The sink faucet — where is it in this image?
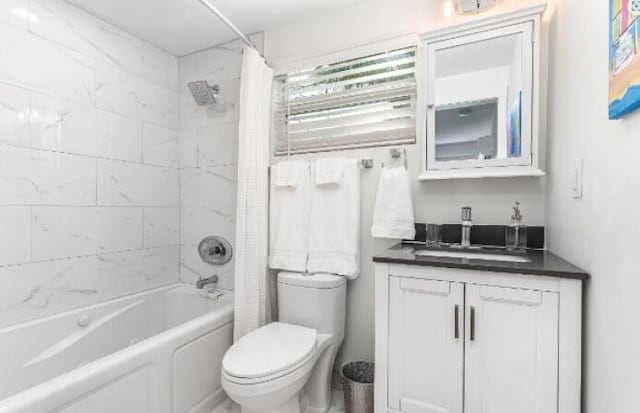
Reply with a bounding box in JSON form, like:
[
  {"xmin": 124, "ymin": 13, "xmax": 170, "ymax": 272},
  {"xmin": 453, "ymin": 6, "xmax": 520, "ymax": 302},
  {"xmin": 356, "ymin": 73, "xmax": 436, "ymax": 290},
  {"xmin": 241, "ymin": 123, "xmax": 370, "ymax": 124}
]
[
  {"xmin": 197, "ymin": 274, "xmax": 219, "ymax": 289},
  {"xmin": 461, "ymin": 207, "xmax": 473, "ymax": 248}
]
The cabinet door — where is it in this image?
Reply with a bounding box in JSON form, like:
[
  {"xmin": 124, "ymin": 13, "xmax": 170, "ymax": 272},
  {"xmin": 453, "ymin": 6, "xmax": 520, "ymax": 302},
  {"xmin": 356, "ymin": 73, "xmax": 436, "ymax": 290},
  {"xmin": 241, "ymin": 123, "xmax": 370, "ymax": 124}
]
[
  {"xmin": 388, "ymin": 276, "xmax": 464, "ymax": 413},
  {"xmin": 464, "ymin": 284, "xmax": 559, "ymax": 413},
  {"xmin": 424, "ymin": 22, "xmax": 535, "ymax": 173}
]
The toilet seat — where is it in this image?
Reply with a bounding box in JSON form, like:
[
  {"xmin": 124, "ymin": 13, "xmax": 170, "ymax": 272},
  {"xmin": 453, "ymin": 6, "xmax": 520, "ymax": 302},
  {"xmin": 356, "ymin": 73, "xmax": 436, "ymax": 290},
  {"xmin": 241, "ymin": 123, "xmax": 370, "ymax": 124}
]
[{"xmin": 222, "ymin": 322, "xmax": 317, "ymax": 384}]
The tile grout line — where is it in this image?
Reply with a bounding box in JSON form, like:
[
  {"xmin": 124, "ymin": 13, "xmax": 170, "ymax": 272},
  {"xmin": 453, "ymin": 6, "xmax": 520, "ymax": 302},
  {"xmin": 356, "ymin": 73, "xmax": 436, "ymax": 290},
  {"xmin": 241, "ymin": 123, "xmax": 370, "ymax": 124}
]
[{"xmin": 0, "ymin": 245, "xmax": 180, "ymax": 270}]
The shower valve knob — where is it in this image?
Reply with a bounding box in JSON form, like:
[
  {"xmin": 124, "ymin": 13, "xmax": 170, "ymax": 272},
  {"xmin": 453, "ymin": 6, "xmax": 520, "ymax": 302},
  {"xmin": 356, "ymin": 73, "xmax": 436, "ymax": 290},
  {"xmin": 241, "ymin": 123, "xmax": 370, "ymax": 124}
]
[{"xmin": 198, "ymin": 236, "xmax": 233, "ymax": 265}]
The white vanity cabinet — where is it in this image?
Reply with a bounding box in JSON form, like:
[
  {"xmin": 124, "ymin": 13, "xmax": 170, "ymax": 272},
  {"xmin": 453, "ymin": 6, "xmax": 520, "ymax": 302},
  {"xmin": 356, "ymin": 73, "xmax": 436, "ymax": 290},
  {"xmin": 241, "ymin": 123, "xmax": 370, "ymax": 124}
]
[
  {"xmin": 375, "ymin": 264, "xmax": 583, "ymax": 413},
  {"xmin": 387, "ymin": 277, "xmax": 464, "ymax": 413},
  {"xmin": 463, "ymin": 284, "xmax": 559, "ymax": 413}
]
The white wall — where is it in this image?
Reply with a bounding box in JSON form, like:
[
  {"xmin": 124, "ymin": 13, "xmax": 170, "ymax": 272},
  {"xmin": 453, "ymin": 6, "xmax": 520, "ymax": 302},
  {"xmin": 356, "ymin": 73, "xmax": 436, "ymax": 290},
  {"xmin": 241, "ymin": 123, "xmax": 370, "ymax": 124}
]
[
  {"xmin": 264, "ymin": 0, "xmax": 547, "ymax": 367},
  {"xmin": 545, "ymin": 0, "xmax": 640, "ymax": 411},
  {"xmin": 0, "ymin": 0, "xmax": 180, "ymax": 328}
]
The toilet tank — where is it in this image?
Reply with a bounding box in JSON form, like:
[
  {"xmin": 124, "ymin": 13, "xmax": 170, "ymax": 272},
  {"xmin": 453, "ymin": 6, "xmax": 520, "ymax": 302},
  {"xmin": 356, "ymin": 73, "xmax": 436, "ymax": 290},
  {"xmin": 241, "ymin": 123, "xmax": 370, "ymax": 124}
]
[{"xmin": 277, "ymin": 272, "xmax": 346, "ymax": 337}]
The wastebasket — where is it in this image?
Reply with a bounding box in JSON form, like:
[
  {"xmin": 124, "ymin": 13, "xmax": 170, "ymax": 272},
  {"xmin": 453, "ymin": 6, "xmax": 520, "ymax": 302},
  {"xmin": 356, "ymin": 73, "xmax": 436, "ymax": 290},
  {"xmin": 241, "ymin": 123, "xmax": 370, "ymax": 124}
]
[{"xmin": 342, "ymin": 361, "xmax": 374, "ymax": 413}]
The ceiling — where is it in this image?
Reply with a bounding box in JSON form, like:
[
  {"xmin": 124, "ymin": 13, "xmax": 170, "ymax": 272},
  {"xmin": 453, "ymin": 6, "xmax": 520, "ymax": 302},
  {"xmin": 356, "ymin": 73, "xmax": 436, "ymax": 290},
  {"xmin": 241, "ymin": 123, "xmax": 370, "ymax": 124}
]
[{"xmin": 65, "ymin": 0, "xmax": 359, "ymax": 56}]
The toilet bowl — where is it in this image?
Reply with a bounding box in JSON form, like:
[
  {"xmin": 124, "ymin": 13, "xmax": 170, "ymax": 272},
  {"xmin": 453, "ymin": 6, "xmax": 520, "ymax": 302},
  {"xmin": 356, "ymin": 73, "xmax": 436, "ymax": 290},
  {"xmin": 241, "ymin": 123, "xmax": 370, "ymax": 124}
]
[{"xmin": 221, "ymin": 272, "xmax": 347, "ymax": 413}]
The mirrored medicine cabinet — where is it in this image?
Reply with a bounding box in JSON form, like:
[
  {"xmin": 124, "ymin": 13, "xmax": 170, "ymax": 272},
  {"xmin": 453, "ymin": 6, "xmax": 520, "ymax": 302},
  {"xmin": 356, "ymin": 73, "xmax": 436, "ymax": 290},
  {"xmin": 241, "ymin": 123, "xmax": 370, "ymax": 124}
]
[{"xmin": 418, "ymin": 5, "xmax": 547, "ymax": 180}]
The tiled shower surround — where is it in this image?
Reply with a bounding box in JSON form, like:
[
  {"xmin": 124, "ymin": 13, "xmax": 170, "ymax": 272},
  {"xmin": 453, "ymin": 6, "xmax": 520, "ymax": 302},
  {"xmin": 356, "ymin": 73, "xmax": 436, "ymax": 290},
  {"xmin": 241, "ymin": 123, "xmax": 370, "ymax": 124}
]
[
  {"xmin": 0, "ymin": 0, "xmax": 245, "ymax": 328},
  {"xmin": 178, "ymin": 35, "xmax": 262, "ymax": 291}
]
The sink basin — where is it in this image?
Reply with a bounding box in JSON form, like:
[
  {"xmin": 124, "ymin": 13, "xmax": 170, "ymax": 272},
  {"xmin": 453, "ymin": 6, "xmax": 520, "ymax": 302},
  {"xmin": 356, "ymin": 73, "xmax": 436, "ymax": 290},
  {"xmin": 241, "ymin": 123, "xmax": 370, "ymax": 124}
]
[{"xmin": 413, "ymin": 249, "xmax": 531, "ymax": 263}]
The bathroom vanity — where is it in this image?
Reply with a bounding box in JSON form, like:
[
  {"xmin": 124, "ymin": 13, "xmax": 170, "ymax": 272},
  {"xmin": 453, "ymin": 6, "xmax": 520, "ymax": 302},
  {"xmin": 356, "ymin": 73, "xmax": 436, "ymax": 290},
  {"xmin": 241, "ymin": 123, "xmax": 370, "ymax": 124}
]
[{"xmin": 373, "ymin": 245, "xmax": 588, "ymax": 413}]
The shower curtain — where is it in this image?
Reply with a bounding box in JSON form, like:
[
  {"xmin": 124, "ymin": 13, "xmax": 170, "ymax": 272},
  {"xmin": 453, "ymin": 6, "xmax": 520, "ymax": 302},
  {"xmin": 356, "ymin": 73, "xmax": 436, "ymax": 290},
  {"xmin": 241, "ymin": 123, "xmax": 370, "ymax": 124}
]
[{"xmin": 233, "ymin": 47, "xmax": 273, "ymax": 342}]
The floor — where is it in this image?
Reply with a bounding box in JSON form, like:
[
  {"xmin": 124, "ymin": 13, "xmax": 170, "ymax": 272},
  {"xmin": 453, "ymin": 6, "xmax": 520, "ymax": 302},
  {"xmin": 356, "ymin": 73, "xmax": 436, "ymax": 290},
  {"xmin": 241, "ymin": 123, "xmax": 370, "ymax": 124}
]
[{"xmin": 211, "ymin": 390, "xmax": 346, "ymax": 413}]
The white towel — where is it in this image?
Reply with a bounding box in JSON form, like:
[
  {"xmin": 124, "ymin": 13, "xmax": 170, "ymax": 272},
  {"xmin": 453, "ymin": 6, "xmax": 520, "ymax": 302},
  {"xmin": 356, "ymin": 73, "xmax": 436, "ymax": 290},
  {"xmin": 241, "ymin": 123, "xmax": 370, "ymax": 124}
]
[
  {"xmin": 268, "ymin": 161, "xmax": 310, "ymax": 272},
  {"xmin": 371, "ymin": 166, "xmax": 416, "ymax": 239},
  {"xmin": 314, "ymin": 158, "xmax": 344, "ymax": 185},
  {"xmin": 307, "ymin": 159, "xmax": 360, "ymax": 279},
  {"xmin": 275, "ymin": 160, "xmax": 304, "ymax": 187}
]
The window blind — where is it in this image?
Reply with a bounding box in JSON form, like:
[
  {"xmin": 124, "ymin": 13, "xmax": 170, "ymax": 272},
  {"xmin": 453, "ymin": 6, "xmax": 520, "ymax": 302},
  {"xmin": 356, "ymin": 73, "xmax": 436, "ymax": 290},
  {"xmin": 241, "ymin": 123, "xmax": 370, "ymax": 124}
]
[{"xmin": 273, "ymin": 46, "xmax": 418, "ymax": 155}]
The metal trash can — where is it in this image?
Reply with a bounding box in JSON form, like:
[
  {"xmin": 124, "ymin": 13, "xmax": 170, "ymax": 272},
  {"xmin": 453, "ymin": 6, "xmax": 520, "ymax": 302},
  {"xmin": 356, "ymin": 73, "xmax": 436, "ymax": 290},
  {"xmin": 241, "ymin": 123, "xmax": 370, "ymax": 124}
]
[{"xmin": 342, "ymin": 361, "xmax": 374, "ymax": 413}]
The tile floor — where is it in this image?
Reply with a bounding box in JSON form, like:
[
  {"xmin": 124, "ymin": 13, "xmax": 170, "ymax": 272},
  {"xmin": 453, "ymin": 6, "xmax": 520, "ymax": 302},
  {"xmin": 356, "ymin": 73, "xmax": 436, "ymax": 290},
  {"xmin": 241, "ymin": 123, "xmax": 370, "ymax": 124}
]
[{"xmin": 211, "ymin": 390, "xmax": 345, "ymax": 413}]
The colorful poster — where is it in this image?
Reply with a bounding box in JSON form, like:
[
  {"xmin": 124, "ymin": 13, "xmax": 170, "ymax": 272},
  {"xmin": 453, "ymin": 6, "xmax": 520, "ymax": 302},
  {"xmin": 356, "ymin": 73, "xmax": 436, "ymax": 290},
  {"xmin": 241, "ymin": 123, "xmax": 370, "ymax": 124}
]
[{"xmin": 609, "ymin": 0, "xmax": 640, "ymax": 119}]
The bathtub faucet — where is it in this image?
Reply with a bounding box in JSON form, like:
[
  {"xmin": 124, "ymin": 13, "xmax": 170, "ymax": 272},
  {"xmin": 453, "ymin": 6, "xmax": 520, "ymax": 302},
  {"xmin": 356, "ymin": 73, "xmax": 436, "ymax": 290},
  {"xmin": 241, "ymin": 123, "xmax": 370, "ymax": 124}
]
[{"xmin": 197, "ymin": 274, "xmax": 219, "ymax": 289}]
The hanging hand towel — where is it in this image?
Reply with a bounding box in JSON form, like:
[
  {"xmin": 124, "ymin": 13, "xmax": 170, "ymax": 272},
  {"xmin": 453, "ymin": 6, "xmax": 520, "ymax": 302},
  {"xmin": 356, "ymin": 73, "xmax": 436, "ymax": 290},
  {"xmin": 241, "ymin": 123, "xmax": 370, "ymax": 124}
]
[
  {"xmin": 307, "ymin": 158, "xmax": 360, "ymax": 279},
  {"xmin": 314, "ymin": 158, "xmax": 345, "ymax": 186},
  {"xmin": 275, "ymin": 160, "xmax": 303, "ymax": 187},
  {"xmin": 371, "ymin": 166, "xmax": 416, "ymax": 239},
  {"xmin": 268, "ymin": 160, "xmax": 310, "ymax": 272}
]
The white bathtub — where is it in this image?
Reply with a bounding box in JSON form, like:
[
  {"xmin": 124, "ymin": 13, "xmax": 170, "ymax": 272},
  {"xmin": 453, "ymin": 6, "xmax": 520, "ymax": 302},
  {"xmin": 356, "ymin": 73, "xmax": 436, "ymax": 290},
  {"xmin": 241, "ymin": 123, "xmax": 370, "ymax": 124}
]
[{"xmin": 0, "ymin": 283, "xmax": 234, "ymax": 413}]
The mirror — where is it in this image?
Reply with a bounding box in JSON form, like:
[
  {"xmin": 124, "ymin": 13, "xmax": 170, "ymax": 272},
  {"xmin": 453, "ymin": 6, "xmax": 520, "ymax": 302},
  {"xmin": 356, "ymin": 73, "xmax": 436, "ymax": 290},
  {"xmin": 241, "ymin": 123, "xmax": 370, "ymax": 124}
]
[
  {"xmin": 432, "ymin": 32, "xmax": 525, "ymax": 164},
  {"xmin": 420, "ymin": 5, "xmax": 545, "ymax": 179}
]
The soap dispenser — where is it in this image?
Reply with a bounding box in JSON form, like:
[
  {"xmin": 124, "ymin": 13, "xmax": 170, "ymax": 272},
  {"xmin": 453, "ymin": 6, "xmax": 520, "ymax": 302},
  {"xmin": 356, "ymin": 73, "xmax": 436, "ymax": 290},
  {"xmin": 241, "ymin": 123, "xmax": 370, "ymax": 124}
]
[{"xmin": 506, "ymin": 202, "xmax": 527, "ymax": 251}]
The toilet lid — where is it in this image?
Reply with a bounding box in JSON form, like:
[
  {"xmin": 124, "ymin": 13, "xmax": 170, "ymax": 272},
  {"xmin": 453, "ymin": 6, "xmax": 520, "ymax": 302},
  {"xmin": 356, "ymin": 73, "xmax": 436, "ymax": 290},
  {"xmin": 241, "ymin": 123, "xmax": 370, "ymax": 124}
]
[{"xmin": 223, "ymin": 322, "xmax": 317, "ymax": 379}]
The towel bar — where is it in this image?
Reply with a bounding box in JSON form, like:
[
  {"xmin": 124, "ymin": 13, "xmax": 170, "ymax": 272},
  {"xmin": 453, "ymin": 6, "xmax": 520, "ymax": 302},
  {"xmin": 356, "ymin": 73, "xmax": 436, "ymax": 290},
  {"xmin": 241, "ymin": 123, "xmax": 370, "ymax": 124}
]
[
  {"xmin": 383, "ymin": 148, "xmax": 408, "ymax": 170},
  {"xmin": 360, "ymin": 159, "xmax": 374, "ymax": 169}
]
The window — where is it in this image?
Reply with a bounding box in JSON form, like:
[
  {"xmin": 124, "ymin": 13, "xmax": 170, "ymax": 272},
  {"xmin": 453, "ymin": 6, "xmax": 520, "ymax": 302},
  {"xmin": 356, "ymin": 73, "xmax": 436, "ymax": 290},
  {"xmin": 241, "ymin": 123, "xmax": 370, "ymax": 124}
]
[{"xmin": 273, "ymin": 46, "xmax": 418, "ymax": 155}]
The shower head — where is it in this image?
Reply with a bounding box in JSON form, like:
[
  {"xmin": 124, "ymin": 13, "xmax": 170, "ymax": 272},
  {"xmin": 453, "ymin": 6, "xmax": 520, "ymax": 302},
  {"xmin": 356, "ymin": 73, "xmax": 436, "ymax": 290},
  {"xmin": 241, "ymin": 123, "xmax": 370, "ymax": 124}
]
[{"xmin": 188, "ymin": 81, "xmax": 220, "ymax": 106}]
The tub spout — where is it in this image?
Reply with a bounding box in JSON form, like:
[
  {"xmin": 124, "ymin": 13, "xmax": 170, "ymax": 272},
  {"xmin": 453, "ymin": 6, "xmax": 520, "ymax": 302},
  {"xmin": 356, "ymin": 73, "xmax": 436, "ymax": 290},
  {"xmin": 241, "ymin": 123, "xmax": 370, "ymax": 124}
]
[{"xmin": 196, "ymin": 275, "xmax": 219, "ymax": 289}]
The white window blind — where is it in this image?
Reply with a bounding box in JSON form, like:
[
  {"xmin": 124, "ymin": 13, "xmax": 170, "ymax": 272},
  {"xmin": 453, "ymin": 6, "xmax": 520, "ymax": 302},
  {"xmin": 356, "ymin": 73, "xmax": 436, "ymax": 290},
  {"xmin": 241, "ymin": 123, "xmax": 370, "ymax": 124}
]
[{"xmin": 273, "ymin": 46, "xmax": 418, "ymax": 155}]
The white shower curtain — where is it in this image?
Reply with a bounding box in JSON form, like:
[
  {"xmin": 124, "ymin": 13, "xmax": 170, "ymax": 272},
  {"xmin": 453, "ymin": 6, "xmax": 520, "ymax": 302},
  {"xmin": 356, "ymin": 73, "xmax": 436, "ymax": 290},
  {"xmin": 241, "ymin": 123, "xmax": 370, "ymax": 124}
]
[{"xmin": 233, "ymin": 47, "xmax": 273, "ymax": 342}]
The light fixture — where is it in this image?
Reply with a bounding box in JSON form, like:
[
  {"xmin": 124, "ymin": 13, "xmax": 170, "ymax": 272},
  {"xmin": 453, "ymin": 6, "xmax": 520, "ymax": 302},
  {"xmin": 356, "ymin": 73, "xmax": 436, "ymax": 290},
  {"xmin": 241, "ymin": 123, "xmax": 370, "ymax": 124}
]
[
  {"xmin": 456, "ymin": 0, "xmax": 497, "ymax": 14},
  {"xmin": 443, "ymin": 0, "xmax": 455, "ymax": 21}
]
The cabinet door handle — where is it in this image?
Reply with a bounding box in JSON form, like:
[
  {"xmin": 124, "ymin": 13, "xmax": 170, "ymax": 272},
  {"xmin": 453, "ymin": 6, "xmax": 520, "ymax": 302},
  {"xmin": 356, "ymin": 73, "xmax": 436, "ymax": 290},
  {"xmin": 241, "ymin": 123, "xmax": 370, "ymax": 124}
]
[
  {"xmin": 470, "ymin": 306, "xmax": 476, "ymax": 341},
  {"xmin": 454, "ymin": 305, "xmax": 460, "ymax": 339}
]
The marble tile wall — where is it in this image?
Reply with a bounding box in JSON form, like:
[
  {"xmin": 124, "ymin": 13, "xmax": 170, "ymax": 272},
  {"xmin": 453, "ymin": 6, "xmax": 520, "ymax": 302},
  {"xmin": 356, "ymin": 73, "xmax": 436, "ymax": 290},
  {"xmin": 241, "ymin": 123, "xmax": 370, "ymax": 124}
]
[
  {"xmin": 177, "ymin": 35, "xmax": 262, "ymax": 290},
  {"xmin": 0, "ymin": 0, "xmax": 180, "ymax": 328}
]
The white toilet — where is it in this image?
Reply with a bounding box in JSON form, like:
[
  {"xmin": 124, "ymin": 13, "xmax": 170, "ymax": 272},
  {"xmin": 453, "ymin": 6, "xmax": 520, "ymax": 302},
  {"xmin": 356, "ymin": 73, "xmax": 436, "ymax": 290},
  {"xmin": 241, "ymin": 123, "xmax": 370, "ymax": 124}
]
[{"xmin": 221, "ymin": 272, "xmax": 346, "ymax": 413}]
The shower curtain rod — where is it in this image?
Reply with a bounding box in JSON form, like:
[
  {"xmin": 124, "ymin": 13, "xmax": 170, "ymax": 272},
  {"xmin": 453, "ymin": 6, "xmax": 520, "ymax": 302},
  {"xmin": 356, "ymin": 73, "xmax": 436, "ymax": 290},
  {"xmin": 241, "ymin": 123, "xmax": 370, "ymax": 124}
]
[{"xmin": 196, "ymin": 0, "xmax": 267, "ymax": 61}]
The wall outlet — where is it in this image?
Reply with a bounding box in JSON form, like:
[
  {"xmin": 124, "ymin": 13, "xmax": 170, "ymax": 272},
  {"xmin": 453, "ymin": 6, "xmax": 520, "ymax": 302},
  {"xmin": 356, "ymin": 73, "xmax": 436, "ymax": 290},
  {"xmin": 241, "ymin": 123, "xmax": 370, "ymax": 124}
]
[{"xmin": 571, "ymin": 159, "xmax": 583, "ymax": 199}]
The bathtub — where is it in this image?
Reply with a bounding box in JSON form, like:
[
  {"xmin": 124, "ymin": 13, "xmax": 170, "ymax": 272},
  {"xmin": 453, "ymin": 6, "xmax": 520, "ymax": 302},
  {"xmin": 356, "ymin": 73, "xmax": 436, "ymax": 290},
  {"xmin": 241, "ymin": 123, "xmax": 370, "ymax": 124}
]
[{"xmin": 0, "ymin": 284, "xmax": 234, "ymax": 413}]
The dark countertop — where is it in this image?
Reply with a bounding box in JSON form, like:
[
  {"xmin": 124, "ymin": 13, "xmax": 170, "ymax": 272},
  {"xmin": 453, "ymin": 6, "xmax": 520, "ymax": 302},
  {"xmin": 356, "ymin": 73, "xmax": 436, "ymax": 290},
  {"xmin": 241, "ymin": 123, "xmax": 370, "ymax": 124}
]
[{"xmin": 373, "ymin": 244, "xmax": 589, "ymax": 281}]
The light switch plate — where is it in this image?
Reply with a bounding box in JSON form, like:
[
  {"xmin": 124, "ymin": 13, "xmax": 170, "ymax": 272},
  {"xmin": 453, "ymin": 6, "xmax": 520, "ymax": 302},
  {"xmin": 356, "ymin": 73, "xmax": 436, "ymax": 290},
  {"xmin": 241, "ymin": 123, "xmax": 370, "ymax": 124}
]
[{"xmin": 571, "ymin": 159, "xmax": 583, "ymax": 199}]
